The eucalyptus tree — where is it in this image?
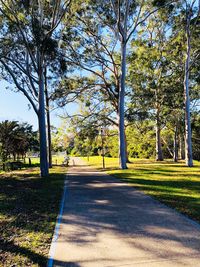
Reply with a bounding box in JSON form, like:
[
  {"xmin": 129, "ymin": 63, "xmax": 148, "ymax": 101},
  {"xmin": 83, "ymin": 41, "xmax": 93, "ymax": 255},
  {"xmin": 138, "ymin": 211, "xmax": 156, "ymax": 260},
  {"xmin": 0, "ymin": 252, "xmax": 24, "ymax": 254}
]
[
  {"xmin": 0, "ymin": 0, "xmax": 72, "ymax": 176},
  {"xmin": 191, "ymin": 112, "xmax": 200, "ymax": 160},
  {"xmin": 107, "ymin": 0, "xmax": 175, "ymax": 167},
  {"xmin": 182, "ymin": 0, "xmax": 200, "ymax": 166},
  {"xmin": 127, "ymin": 10, "xmax": 183, "ymax": 161},
  {"xmin": 166, "ymin": 0, "xmax": 200, "ymax": 166},
  {"xmin": 59, "ymin": 0, "xmax": 170, "ymax": 168}
]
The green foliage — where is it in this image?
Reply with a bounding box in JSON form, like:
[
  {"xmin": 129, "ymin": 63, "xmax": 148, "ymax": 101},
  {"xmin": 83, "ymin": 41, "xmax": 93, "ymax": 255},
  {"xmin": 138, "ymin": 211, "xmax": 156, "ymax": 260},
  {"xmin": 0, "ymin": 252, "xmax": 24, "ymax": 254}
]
[
  {"xmin": 0, "ymin": 0, "xmax": 199, "ymax": 167},
  {"xmin": 192, "ymin": 113, "xmax": 200, "ymax": 161},
  {"xmin": 106, "ymin": 131, "xmax": 119, "ymax": 157},
  {"xmin": 0, "ymin": 120, "xmax": 39, "ymax": 162},
  {"xmin": 126, "ymin": 122, "xmax": 156, "ymax": 159},
  {"xmin": 51, "ymin": 124, "xmax": 73, "ymax": 153}
]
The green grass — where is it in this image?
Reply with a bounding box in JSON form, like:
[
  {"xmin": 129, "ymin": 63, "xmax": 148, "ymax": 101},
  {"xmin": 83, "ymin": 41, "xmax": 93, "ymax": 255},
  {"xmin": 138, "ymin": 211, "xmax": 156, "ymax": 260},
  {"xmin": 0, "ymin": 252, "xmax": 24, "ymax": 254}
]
[
  {"xmin": 0, "ymin": 166, "xmax": 67, "ymax": 267},
  {"xmin": 82, "ymin": 156, "xmax": 120, "ymax": 169},
  {"xmin": 0, "ymin": 155, "xmax": 66, "ymax": 173},
  {"xmin": 24, "ymin": 155, "xmax": 65, "ymax": 166},
  {"xmin": 82, "ymin": 156, "xmax": 200, "ymax": 224}
]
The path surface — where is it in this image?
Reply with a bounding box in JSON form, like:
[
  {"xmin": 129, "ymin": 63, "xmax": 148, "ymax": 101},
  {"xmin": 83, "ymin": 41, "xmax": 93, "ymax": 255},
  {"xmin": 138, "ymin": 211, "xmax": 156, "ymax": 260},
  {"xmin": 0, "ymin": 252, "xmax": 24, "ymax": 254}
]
[{"xmin": 49, "ymin": 158, "xmax": 200, "ymax": 267}]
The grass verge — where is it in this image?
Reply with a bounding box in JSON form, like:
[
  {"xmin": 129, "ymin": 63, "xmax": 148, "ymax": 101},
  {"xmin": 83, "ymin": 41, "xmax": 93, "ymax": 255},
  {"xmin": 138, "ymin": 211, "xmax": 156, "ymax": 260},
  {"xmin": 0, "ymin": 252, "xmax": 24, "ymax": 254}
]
[
  {"xmin": 0, "ymin": 166, "xmax": 66, "ymax": 267},
  {"xmin": 82, "ymin": 156, "xmax": 200, "ymax": 224},
  {"xmin": 24, "ymin": 155, "xmax": 65, "ymax": 166}
]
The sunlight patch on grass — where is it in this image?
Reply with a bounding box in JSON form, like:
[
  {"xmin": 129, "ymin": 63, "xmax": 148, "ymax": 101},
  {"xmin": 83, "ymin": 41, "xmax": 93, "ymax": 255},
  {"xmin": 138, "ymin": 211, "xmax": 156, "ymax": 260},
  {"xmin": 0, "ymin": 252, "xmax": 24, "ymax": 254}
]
[{"xmin": 82, "ymin": 156, "xmax": 200, "ymax": 224}]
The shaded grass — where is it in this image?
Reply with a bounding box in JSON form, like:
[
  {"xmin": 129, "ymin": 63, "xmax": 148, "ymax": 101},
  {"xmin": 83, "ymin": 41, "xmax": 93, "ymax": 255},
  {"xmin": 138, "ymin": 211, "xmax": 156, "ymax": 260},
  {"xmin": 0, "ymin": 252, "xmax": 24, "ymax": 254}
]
[
  {"xmin": 82, "ymin": 156, "xmax": 200, "ymax": 224},
  {"xmin": 0, "ymin": 155, "xmax": 66, "ymax": 174},
  {"xmin": 0, "ymin": 166, "xmax": 66, "ymax": 267}
]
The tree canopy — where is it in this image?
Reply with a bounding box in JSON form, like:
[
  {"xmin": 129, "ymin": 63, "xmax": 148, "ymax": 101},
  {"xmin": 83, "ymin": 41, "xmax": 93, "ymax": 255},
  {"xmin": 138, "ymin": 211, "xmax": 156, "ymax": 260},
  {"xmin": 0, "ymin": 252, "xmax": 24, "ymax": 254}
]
[{"xmin": 0, "ymin": 0, "xmax": 199, "ymax": 172}]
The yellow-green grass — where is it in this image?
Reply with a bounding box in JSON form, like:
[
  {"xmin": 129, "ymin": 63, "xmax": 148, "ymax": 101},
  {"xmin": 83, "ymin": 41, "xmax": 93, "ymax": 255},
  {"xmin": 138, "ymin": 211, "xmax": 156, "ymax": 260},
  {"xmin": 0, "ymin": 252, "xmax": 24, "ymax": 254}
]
[
  {"xmin": 81, "ymin": 156, "xmax": 120, "ymax": 169},
  {"xmin": 0, "ymin": 166, "xmax": 67, "ymax": 266},
  {"xmin": 24, "ymin": 155, "xmax": 65, "ymax": 166},
  {"xmin": 82, "ymin": 156, "xmax": 200, "ymax": 224}
]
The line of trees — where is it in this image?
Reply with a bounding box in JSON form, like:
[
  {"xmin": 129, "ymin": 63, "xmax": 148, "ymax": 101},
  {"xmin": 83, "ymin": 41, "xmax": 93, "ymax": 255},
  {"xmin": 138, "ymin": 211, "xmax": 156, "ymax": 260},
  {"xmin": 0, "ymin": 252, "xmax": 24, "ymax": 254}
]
[
  {"xmin": 0, "ymin": 120, "xmax": 39, "ymax": 162},
  {"xmin": 0, "ymin": 0, "xmax": 199, "ymax": 176},
  {"xmin": 54, "ymin": 0, "xmax": 200, "ymax": 166}
]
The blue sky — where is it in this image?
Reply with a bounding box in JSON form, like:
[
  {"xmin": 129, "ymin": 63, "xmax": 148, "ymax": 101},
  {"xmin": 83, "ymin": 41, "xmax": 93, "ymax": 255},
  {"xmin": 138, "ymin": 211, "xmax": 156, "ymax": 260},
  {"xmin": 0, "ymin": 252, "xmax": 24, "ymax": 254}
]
[
  {"xmin": 0, "ymin": 85, "xmax": 37, "ymax": 129},
  {"xmin": 0, "ymin": 81, "xmax": 74, "ymax": 130}
]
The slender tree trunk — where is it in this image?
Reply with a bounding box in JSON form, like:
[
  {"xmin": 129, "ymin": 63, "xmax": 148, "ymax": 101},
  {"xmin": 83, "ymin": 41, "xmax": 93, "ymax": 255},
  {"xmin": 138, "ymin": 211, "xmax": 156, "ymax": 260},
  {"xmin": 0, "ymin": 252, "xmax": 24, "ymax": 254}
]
[
  {"xmin": 162, "ymin": 137, "xmax": 173, "ymax": 157},
  {"xmin": 46, "ymin": 99, "xmax": 52, "ymax": 168},
  {"xmin": 184, "ymin": 12, "xmax": 193, "ymax": 167},
  {"xmin": 156, "ymin": 109, "xmax": 163, "ymax": 161},
  {"xmin": 173, "ymin": 125, "xmax": 178, "ymax": 162},
  {"xmin": 44, "ymin": 68, "xmax": 52, "ymax": 168},
  {"xmin": 101, "ymin": 128, "xmax": 105, "ymax": 169},
  {"xmin": 179, "ymin": 134, "xmax": 185, "ymax": 160},
  {"xmin": 38, "ymin": 63, "xmax": 49, "ymax": 177},
  {"xmin": 118, "ymin": 41, "xmax": 127, "ymax": 169},
  {"xmin": 124, "ymin": 129, "xmax": 130, "ymax": 163}
]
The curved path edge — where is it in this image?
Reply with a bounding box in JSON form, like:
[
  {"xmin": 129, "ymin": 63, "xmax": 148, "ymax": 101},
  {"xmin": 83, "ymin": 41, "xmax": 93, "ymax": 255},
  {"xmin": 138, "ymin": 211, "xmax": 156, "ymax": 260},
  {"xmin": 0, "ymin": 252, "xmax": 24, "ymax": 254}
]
[{"xmin": 47, "ymin": 157, "xmax": 200, "ymax": 267}]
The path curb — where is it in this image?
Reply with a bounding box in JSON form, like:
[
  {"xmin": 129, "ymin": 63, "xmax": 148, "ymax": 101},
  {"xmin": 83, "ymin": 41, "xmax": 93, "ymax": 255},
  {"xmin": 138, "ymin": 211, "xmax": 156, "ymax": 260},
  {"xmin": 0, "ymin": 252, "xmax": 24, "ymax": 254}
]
[{"xmin": 47, "ymin": 174, "xmax": 68, "ymax": 267}]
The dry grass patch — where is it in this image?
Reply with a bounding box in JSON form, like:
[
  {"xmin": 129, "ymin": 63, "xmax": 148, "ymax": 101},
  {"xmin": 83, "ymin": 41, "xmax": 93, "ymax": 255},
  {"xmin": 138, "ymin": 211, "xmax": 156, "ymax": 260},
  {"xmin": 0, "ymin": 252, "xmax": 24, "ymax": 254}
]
[{"xmin": 0, "ymin": 166, "xmax": 66, "ymax": 267}]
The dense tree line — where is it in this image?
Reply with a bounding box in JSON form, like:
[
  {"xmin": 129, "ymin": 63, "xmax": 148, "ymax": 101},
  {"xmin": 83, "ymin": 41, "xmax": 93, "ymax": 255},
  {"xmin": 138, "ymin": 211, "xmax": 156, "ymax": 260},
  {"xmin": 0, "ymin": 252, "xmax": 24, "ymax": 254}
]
[
  {"xmin": 53, "ymin": 111, "xmax": 200, "ymax": 162},
  {"xmin": 54, "ymin": 0, "xmax": 199, "ymax": 164},
  {"xmin": 0, "ymin": 0, "xmax": 199, "ymax": 176},
  {"xmin": 0, "ymin": 120, "xmax": 39, "ymax": 162}
]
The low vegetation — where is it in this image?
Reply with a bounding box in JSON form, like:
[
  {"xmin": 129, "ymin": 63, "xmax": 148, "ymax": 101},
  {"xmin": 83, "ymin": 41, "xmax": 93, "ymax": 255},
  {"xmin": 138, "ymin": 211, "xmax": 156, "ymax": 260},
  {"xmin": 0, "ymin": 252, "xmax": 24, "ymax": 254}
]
[
  {"xmin": 82, "ymin": 156, "xmax": 200, "ymax": 224},
  {"xmin": 0, "ymin": 166, "xmax": 66, "ymax": 267}
]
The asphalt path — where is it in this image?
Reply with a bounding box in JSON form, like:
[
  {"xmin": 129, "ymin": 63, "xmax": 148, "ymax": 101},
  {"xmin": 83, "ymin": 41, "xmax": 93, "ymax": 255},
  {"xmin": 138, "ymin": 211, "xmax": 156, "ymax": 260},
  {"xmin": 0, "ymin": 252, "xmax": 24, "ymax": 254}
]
[{"xmin": 48, "ymin": 157, "xmax": 200, "ymax": 267}]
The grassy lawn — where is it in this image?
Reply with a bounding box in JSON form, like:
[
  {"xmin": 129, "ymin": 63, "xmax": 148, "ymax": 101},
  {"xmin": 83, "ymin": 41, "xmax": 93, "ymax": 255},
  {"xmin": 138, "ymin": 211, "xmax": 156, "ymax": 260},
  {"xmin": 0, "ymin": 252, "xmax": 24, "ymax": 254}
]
[
  {"xmin": 82, "ymin": 156, "xmax": 120, "ymax": 169},
  {"xmin": 0, "ymin": 155, "xmax": 65, "ymax": 174},
  {"xmin": 82, "ymin": 156, "xmax": 200, "ymax": 224},
  {"xmin": 0, "ymin": 166, "xmax": 66, "ymax": 267},
  {"xmin": 24, "ymin": 155, "xmax": 65, "ymax": 166}
]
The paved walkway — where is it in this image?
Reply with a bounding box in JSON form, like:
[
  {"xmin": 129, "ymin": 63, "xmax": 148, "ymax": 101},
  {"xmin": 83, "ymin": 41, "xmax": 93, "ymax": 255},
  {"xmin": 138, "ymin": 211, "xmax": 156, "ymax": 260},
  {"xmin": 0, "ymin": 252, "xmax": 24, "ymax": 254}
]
[{"xmin": 48, "ymin": 158, "xmax": 200, "ymax": 267}]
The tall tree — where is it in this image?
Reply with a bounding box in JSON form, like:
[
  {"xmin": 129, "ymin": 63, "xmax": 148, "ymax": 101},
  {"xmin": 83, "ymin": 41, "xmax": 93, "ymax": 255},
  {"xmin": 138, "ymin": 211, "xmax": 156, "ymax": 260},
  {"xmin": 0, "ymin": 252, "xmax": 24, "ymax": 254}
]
[
  {"xmin": 57, "ymin": 0, "xmax": 170, "ymax": 168},
  {"xmin": 108, "ymin": 0, "xmax": 173, "ymax": 167},
  {"xmin": 0, "ymin": 120, "xmax": 38, "ymax": 162},
  {"xmin": 0, "ymin": 0, "xmax": 72, "ymax": 176},
  {"xmin": 127, "ymin": 10, "xmax": 182, "ymax": 161},
  {"xmin": 183, "ymin": 0, "xmax": 200, "ymax": 166}
]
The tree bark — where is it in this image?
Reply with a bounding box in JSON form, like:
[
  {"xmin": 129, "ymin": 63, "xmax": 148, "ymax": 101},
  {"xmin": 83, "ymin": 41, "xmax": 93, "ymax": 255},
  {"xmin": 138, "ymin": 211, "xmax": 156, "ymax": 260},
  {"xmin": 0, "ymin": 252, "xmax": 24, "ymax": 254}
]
[
  {"xmin": 38, "ymin": 63, "xmax": 49, "ymax": 177},
  {"xmin": 184, "ymin": 10, "xmax": 193, "ymax": 167},
  {"xmin": 173, "ymin": 125, "xmax": 178, "ymax": 162},
  {"xmin": 155, "ymin": 109, "xmax": 163, "ymax": 161},
  {"xmin": 124, "ymin": 129, "xmax": 130, "ymax": 163},
  {"xmin": 44, "ymin": 69, "xmax": 52, "ymax": 168},
  {"xmin": 179, "ymin": 134, "xmax": 185, "ymax": 160},
  {"xmin": 118, "ymin": 41, "xmax": 127, "ymax": 169}
]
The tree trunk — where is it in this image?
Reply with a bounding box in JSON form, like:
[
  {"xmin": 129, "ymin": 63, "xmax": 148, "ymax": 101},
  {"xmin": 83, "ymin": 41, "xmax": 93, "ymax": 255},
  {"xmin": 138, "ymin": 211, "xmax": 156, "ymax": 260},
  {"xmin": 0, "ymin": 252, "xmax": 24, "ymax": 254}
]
[
  {"xmin": 179, "ymin": 134, "xmax": 185, "ymax": 160},
  {"xmin": 184, "ymin": 12, "xmax": 193, "ymax": 167},
  {"xmin": 173, "ymin": 125, "xmax": 178, "ymax": 162},
  {"xmin": 38, "ymin": 64, "xmax": 49, "ymax": 177},
  {"xmin": 155, "ymin": 109, "xmax": 163, "ymax": 161},
  {"xmin": 124, "ymin": 129, "xmax": 130, "ymax": 163},
  {"xmin": 46, "ymin": 101, "xmax": 52, "ymax": 168},
  {"xmin": 118, "ymin": 41, "xmax": 127, "ymax": 169},
  {"xmin": 44, "ymin": 68, "xmax": 52, "ymax": 168}
]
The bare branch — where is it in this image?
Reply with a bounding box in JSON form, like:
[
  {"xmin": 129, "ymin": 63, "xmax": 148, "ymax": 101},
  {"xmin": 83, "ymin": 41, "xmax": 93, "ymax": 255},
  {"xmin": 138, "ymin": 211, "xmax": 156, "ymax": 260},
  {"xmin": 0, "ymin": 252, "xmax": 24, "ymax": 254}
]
[{"xmin": 0, "ymin": 59, "xmax": 39, "ymax": 115}]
